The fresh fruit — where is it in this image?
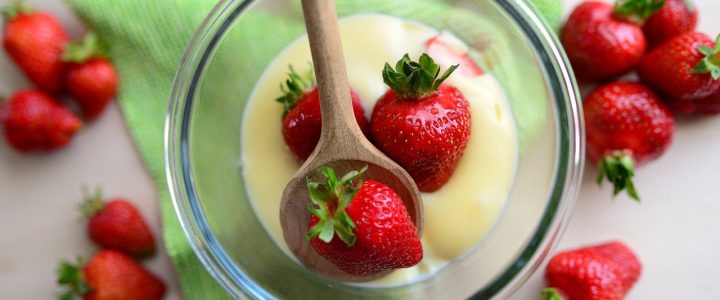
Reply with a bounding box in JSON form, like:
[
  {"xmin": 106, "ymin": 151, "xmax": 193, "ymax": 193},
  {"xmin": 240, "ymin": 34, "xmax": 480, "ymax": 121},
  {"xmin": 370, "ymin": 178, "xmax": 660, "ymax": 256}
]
[
  {"xmin": 670, "ymin": 91, "xmax": 720, "ymax": 115},
  {"xmin": 306, "ymin": 166, "xmax": 422, "ymax": 276},
  {"xmin": 370, "ymin": 53, "xmax": 470, "ymax": 192},
  {"xmin": 643, "ymin": 0, "xmax": 698, "ymax": 48},
  {"xmin": 58, "ymin": 250, "xmax": 166, "ymax": 300},
  {"xmin": 560, "ymin": 0, "xmax": 660, "ymax": 82},
  {"xmin": 278, "ymin": 66, "xmax": 369, "ymax": 160},
  {"xmin": 0, "ymin": 89, "xmax": 82, "ymax": 152},
  {"xmin": 81, "ymin": 190, "xmax": 156, "ymax": 257},
  {"xmin": 62, "ymin": 33, "xmax": 119, "ymax": 120},
  {"xmin": 639, "ymin": 32, "xmax": 720, "ymax": 114},
  {"xmin": 584, "ymin": 82, "xmax": 674, "ymax": 201},
  {"xmin": 424, "ymin": 33, "xmax": 483, "ymax": 77},
  {"xmin": 2, "ymin": 2, "xmax": 68, "ymax": 94},
  {"xmin": 543, "ymin": 241, "xmax": 642, "ymax": 300}
]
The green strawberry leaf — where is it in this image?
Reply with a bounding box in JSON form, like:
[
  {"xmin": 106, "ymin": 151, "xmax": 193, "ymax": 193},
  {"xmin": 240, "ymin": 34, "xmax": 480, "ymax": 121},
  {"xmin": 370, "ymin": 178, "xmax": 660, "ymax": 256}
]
[
  {"xmin": 614, "ymin": 0, "xmax": 665, "ymax": 23},
  {"xmin": 1, "ymin": 1, "xmax": 34, "ymax": 20},
  {"xmin": 57, "ymin": 257, "xmax": 90, "ymax": 300},
  {"xmin": 541, "ymin": 288, "xmax": 565, "ymax": 300},
  {"xmin": 596, "ymin": 151, "xmax": 640, "ymax": 202},
  {"xmin": 693, "ymin": 37, "xmax": 720, "ymax": 80},
  {"xmin": 62, "ymin": 32, "xmax": 108, "ymax": 63},
  {"xmin": 275, "ymin": 65, "xmax": 315, "ymax": 117},
  {"xmin": 383, "ymin": 53, "xmax": 458, "ymax": 98},
  {"xmin": 304, "ymin": 166, "xmax": 367, "ymax": 246}
]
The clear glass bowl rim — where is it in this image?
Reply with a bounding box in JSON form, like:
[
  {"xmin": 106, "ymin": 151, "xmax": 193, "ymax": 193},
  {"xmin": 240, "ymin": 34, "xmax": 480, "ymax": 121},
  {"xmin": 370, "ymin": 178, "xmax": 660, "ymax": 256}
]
[{"xmin": 165, "ymin": 0, "xmax": 585, "ymax": 298}]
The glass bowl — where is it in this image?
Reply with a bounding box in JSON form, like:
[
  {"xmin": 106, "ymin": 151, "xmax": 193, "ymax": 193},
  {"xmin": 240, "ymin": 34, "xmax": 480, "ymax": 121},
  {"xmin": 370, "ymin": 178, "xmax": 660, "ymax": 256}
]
[{"xmin": 165, "ymin": 0, "xmax": 584, "ymax": 298}]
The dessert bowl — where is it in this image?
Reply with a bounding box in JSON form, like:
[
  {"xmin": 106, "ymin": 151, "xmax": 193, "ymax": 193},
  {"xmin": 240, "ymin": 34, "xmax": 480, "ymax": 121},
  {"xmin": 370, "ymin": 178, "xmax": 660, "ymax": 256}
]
[{"xmin": 166, "ymin": 0, "xmax": 584, "ymax": 298}]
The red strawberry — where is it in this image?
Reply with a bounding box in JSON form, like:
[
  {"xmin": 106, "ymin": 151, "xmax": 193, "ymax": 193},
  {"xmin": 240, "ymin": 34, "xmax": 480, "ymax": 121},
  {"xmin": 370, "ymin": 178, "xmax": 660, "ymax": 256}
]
[
  {"xmin": 0, "ymin": 89, "xmax": 82, "ymax": 152},
  {"xmin": 370, "ymin": 53, "xmax": 471, "ymax": 192},
  {"xmin": 424, "ymin": 33, "xmax": 483, "ymax": 77},
  {"xmin": 278, "ymin": 66, "xmax": 368, "ymax": 160},
  {"xmin": 639, "ymin": 32, "xmax": 720, "ymax": 114},
  {"xmin": 82, "ymin": 190, "xmax": 156, "ymax": 257},
  {"xmin": 561, "ymin": 0, "xmax": 661, "ymax": 82},
  {"xmin": 643, "ymin": 0, "xmax": 698, "ymax": 48},
  {"xmin": 670, "ymin": 91, "xmax": 720, "ymax": 115},
  {"xmin": 2, "ymin": 2, "xmax": 68, "ymax": 94},
  {"xmin": 58, "ymin": 250, "xmax": 166, "ymax": 300},
  {"xmin": 306, "ymin": 166, "xmax": 422, "ymax": 276},
  {"xmin": 584, "ymin": 82, "xmax": 674, "ymax": 201},
  {"xmin": 543, "ymin": 241, "xmax": 642, "ymax": 300},
  {"xmin": 62, "ymin": 33, "xmax": 119, "ymax": 120}
]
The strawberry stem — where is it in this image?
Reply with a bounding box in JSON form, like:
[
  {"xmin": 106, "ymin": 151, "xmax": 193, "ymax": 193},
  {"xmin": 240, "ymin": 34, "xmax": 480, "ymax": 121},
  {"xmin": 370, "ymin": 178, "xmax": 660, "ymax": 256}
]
[
  {"xmin": 57, "ymin": 257, "xmax": 90, "ymax": 300},
  {"xmin": 1, "ymin": 1, "xmax": 33, "ymax": 20},
  {"xmin": 276, "ymin": 64, "xmax": 315, "ymax": 118},
  {"xmin": 79, "ymin": 187, "xmax": 105, "ymax": 219},
  {"xmin": 61, "ymin": 32, "xmax": 108, "ymax": 63},
  {"xmin": 597, "ymin": 151, "xmax": 640, "ymax": 201},
  {"xmin": 613, "ymin": 0, "xmax": 665, "ymax": 23},
  {"xmin": 383, "ymin": 53, "xmax": 458, "ymax": 99},
  {"xmin": 540, "ymin": 288, "xmax": 565, "ymax": 300},
  {"xmin": 305, "ymin": 165, "xmax": 367, "ymax": 246},
  {"xmin": 693, "ymin": 34, "xmax": 720, "ymax": 80}
]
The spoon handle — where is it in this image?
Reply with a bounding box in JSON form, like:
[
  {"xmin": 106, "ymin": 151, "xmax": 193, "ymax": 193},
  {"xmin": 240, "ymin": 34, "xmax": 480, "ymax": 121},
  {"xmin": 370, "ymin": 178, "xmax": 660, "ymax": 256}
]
[{"xmin": 301, "ymin": 0, "xmax": 359, "ymax": 137}]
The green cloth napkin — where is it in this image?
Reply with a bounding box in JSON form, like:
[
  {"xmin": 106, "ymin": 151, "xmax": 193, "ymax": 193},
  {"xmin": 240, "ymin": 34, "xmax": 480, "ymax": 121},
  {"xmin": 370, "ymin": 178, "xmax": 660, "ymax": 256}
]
[{"xmin": 64, "ymin": 0, "xmax": 562, "ymax": 298}]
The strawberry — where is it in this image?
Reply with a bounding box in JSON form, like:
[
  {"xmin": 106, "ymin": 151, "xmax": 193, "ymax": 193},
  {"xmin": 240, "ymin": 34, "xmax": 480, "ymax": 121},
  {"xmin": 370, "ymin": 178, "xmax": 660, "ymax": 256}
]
[
  {"xmin": 370, "ymin": 53, "xmax": 470, "ymax": 192},
  {"xmin": 58, "ymin": 250, "xmax": 166, "ymax": 300},
  {"xmin": 62, "ymin": 33, "xmax": 119, "ymax": 120},
  {"xmin": 584, "ymin": 82, "xmax": 674, "ymax": 201},
  {"xmin": 424, "ymin": 33, "xmax": 483, "ymax": 77},
  {"xmin": 81, "ymin": 190, "xmax": 156, "ymax": 257},
  {"xmin": 543, "ymin": 241, "xmax": 642, "ymax": 300},
  {"xmin": 643, "ymin": 0, "xmax": 698, "ymax": 48},
  {"xmin": 278, "ymin": 66, "xmax": 368, "ymax": 160},
  {"xmin": 639, "ymin": 32, "xmax": 720, "ymax": 114},
  {"xmin": 306, "ymin": 166, "xmax": 422, "ymax": 276},
  {"xmin": 0, "ymin": 89, "xmax": 82, "ymax": 152},
  {"xmin": 560, "ymin": 0, "xmax": 662, "ymax": 82},
  {"xmin": 2, "ymin": 2, "xmax": 68, "ymax": 94}
]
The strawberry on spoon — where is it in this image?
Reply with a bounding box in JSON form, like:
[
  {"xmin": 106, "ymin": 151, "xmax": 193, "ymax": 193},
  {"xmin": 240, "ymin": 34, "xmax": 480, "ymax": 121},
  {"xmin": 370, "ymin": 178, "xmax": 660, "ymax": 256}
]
[
  {"xmin": 306, "ymin": 166, "xmax": 422, "ymax": 276},
  {"xmin": 370, "ymin": 53, "xmax": 470, "ymax": 192},
  {"xmin": 584, "ymin": 82, "xmax": 674, "ymax": 201}
]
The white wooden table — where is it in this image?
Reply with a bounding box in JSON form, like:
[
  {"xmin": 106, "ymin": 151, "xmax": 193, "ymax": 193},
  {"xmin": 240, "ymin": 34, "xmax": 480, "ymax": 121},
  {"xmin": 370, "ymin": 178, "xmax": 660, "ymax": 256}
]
[{"xmin": 0, "ymin": 0, "xmax": 718, "ymax": 299}]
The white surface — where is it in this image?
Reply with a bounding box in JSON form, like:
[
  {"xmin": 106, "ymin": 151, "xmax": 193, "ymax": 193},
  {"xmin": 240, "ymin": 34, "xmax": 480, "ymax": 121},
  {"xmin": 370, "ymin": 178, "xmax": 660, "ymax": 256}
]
[{"xmin": 0, "ymin": 0, "xmax": 718, "ymax": 299}]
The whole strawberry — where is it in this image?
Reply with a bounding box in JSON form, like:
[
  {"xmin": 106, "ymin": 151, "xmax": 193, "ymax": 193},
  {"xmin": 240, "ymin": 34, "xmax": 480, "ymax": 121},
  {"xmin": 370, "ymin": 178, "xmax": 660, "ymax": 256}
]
[
  {"xmin": 543, "ymin": 241, "xmax": 642, "ymax": 300},
  {"xmin": 278, "ymin": 66, "xmax": 368, "ymax": 160},
  {"xmin": 62, "ymin": 33, "xmax": 119, "ymax": 120},
  {"xmin": 561, "ymin": 0, "xmax": 661, "ymax": 82},
  {"xmin": 639, "ymin": 32, "xmax": 720, "ymax": 114},
  {"xmin": 82, "ymin": 190, "xmax": 156, "ymax": 257},
  {"xmin": 371, "ymin": 53, "xmax": 470, "ymax": 192},
  {"xmin": 0, "ymin": 89, "xmax": 82, "ymax": 152},
  {"xmin": 584, "ymin": 82, "xmax": 674, "ymax": 201},
  {"xmin": 643, "ymin": 0, "xmax": 698, "ymax": 48},
  {"xmin": 306, "ymin": 166, "xmax": 422, "ymax": 276},
  {"xmin": 58, "ymin": 250, "xmax": 166, "ymax": 300},
  {"xmin": 2, "ymin": 2, "xmax": 68, "ymax": 94}
]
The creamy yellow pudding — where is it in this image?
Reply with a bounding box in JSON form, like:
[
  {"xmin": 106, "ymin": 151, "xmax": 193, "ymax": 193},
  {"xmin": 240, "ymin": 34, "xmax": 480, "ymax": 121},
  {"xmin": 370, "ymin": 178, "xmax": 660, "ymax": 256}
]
[{"xmin": 240, "ymin": 14, "xmax": 517, "ymax": 285}]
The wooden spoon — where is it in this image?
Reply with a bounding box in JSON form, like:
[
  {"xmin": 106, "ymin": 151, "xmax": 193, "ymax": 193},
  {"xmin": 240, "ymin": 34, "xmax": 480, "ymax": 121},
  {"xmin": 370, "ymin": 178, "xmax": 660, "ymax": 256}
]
[{"xmin": 279, "ymin": 0, "xmax": 424, "ymax": 282}]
